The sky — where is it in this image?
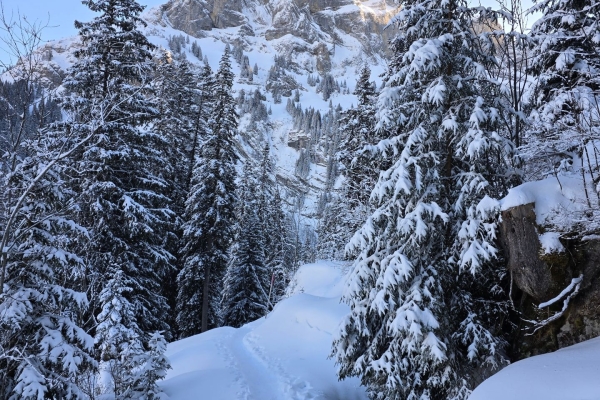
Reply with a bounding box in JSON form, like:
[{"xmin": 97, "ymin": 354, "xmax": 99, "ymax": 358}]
[
  {"xmin": 0, "ymin": 0, "xmax": 164, "ymax": 66},
  {"xmin": 1, "ymin": 0, "xmax": 165, "ymax": 41}
]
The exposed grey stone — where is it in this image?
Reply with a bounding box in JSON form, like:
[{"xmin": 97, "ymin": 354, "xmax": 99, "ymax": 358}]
[
  {"xmin": 158, "ymin": 0, "xmax": 399, "ymax": 58},
  {"xmin": 500, "ymin": 203, "xmax": 600, "ymax": 359}
]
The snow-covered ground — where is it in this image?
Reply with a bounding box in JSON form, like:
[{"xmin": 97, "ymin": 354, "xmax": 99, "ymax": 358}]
[
  {"xmin": 160, "ymin": 261, "xmax": 367, "ymax": 400},
  {"xmin": 469, "ymin": 336, "xmax": 600, "ymax": 400}
]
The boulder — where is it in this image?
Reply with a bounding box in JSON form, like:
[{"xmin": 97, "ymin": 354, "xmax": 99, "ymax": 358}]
[{"xmin": 500, "ymin": 203, "xmax": 600, "ymax": 358}]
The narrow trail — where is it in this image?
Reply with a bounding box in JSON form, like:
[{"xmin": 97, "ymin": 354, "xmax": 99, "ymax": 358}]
[
  {"xmin": 162, "ymin": 262, "xmax": 368, "ymax": 400},
  {"xmin": 225, "ymin": 323, "xmax": 284, "ymax": 400}
]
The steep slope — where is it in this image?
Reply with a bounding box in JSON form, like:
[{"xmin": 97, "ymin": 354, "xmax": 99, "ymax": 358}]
[
  {"xmin": 19, "ymin": 0, "xmax": 397, "ymax": 227},
  {"xmin": 160, "ymin": 261, "xmax": 367, "ymax": 400},
  {"xmin": 142, "ymin": 0, "xmax": 397, "ymax": 222},
  {"xmin": 155, "ymin": 0, "xmax": 398, "ymax": 59}
]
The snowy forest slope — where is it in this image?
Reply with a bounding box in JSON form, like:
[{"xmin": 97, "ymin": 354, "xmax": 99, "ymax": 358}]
[
  {"xmin": 3, "ymin": 0, "xmax": 600, "ymax": 397},
  {"xmin": 22, "ymin": 0, "xmax": 398, "ymax": 225}
]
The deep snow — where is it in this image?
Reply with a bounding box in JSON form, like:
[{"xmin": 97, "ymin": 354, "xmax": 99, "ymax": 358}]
[
  {"xmin": 160, "ymin": 261, "xmax": 367, "ymax": 400},
  {"xmin": 469, "ymin": 336, "xmax": 600, "ymax": 400}
]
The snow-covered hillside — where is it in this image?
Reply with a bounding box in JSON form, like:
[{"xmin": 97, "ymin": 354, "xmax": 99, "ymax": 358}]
[
  {"xmin": 23, "ymin": 0, "xmax": 396, "ymax": 224},
  {"xmin": 160, "ymin": 261, "xmax": 367, "ymax": 400},
  {"xmin": 469, "ymin": 337, "xmax": 600, "ymax": 400}
]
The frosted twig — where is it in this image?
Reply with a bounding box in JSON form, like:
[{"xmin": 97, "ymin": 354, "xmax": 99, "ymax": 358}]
[{"xmin": 523, "ymin": 274, "xmax": 583, "ymax": 335}]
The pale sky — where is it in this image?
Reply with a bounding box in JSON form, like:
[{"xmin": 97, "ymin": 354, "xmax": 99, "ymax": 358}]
[
  {"xmin": 1, "ymin": 0, "xmax": 165, "ymax": 41},
  {"xmin": 0, "ymin": 0, "xmax": 164, "ymax": 66}
]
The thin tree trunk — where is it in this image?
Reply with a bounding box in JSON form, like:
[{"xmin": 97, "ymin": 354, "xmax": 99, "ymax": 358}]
[{"xmin": 201, "ymin": 237, "xmax": 213, "ymax": 333}]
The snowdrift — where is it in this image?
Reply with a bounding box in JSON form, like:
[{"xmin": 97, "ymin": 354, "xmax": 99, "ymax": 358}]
[
  {"xmin": 469, "ymin": 336, "xmax": 600, "ymax": 400},
  {"xmin": 160, "ymin": 261, "xmax": 367, "ymax": 400}
]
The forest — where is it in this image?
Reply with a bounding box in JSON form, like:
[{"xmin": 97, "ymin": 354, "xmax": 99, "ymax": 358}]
[{"xmin": 0, "ymin": 0, "xmax": 599, "ymax": 398}]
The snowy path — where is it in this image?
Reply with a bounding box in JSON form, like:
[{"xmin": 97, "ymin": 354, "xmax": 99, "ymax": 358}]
[
  {"xmin": 226, "ymin": 324, "xmax": 283, "ymax": 400},
  {"xmin": 160, "ymin": 261, "xmax": 368, "ymax": 400}
]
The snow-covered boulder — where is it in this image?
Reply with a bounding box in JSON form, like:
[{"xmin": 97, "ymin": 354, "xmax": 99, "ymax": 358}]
[{"xmin": 498, "ymin": 177, "xmax": 600, "ymax": 357}]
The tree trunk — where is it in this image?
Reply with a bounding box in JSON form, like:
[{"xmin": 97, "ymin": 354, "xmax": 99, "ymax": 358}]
[{"xmin": 201, "ymin": 261, "xmax": 211, "ymax": 333}]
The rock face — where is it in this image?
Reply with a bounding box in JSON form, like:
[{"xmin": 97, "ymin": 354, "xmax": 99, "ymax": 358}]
[
  {"xmin": 159, "ymin": 0, "xmax": 246, "ymax": 32},
  {"xmin": 500, "ymin": 204, "xmax": 571, "ymax": 302},
  {"xmin": 500, "ymin": 204, "xmax": 600, "ymax": 358},
  {"xmin": 157, "ymin": 0, "xmax": 398, "ymax": 56}
]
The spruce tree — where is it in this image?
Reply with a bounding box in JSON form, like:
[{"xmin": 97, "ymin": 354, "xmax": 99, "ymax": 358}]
[
  {"xmin": 95, "ymin": 268, "xmax": 170, "ymax": 399},
  {"xmin": 0, "ymin": 56, "xmax": 93, "ymax": 399},
  {"xmin": 0, "ymin": 137, "xmax": 95, "ymax": 398},
  {"xmin": 152, "ymin": 52, "xmax": 200, "ymax": 333},
  {"xmin": 316, "ymin": 187, "xmax": 356, "ymax": 261},
  {"xmin": 222, "ymin": 161, "xmax": 270, "ymax": 327},
  {"xmin": 333, "ymin": 2, "xmax": 513, "ymax": 399},
  {"xmin": 256, "ymin": 143, "xmax": 290, "ymax": 305},
  {"xmin": 59, "ymin": 0, "xmax": 174, "ymax": 339},
  {"xmin": 177, "ymin": 48, "xmax": 238, "ymax": 336},
  {"xmin": 95, "ymin": 269, "xmax": 145, "ymax": 398},
  {"xmin": 338, "ymin": 64, "xmax": 378, "ymax": 207},
  {"xmin": 528, "ymin": 0, "xmax": 600, "ymax": 197}
]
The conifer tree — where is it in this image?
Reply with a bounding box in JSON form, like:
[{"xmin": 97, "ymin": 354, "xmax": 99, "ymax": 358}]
[
  {"xmin": 0, "ymin": 21, "xmax": 95, "ymax": 396},
  {"xmin": 0, "ymin": 139, "xmax": 95, "ymax": 398},
  {"xmin": 131, "ymin": 331, "xmax": 171, "ymax": 399},
  {"xmin": 256, "ymin": 143, "xmax": 290, "ymax": 304},
  {"xmin": 153, "ymin": 52, "xmax": 198, "ymax": 220},
  {"xmin": 338, "ymin": 64, "xmax": 378, "ymax": 207},
  {"xmin": 153, "ymin": 52, "xmax": 201, "ymax": 333},
  {"xmin": 222, "ymin": 161, "xmax": 270, "ymax": 327},
  {"xmin": 177, "ymin": 48, "xmax": 238, "ymax": 336},
  {"xmin": 333, "ymin": 2, "xmax": 513, "ymax": 399},
  {"xmin": 95, "ymin": 269, "xmax": 145, "ymax": 398},
  {"xmin": 59, "ymin": 0, "xmax": 174, "ymax": 339},
  {"xmin": 528, "ymin": 0, "xmax": 600, "ymax": 196},
  {"xmin": 268, "ymin": 188, "xmax": 292, "ymax": 303},
  {"xmin": 316, "ymin": 187, "xmax": 356, "ymax": 261}
]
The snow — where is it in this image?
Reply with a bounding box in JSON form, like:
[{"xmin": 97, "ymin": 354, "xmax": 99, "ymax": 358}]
[
  {"xmin": 469, "ymin": 336, "xmax": 600, "ymax": 400},
  {"xmin": 500, "ymin": 176, "xmax": 583, "ymax": 223},
  {"xmin": 160, "ymin": 260, "xmax": 367, "ymax": 400},
  {"xmin": 538, "ymin": 231, "xmax": 565, "ymax": 254},
  {"xmin": 537, "ymin": 275, "xmax": 583, "ymax": 309},
  {"xmin": 500, "ymin": 174, "xmax": 596, "ymax": 233}
]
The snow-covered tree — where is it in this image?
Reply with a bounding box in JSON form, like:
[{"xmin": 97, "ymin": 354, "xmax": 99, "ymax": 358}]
[
  {"xmin": 0, "ymin": 137, "xmax": 95, "ymax": 398},
  {"xmin": 318, "ymin": 66, "xmax": 378, "ymax": 260},
  {"xmin": 95, "ymin": 269, "xmax": 145, "ymax": 398},
  {"xmin": 338, "ymin": 64, "xmax": 378, "ymax": 207},
  {"xmin": 333, "ymin": 1, "xmax": 513, "ymax": 398},
  {"xmin": 222, "ymin": 161, "xmax": 270, "ymax": 327},
  {"xmin": 129, "ymin": 331, "xmax": 171, "ymax": 400},
  {"xmin": 177, "ymin": 48, "xmax": 239, "ymax": 336},
  {"xmin": 316, "ymin": 187, "xmax": 358, "ymax": 261},
  {"xmin": 255, "ymin": 143, "xmax": 291, "ymax": 305},
  {"xmin": 0, "ymin": 14, "xmax": 96, "ymax": 396},
  {"xmin": 59, "ymin": 0, "xmax": 174, "ymax": 338},
  {"xmin": 152, "ymin": 52, "xmax": 202, "ymax": 332},
  {"xmin": 527, "ymin": 0, "xmax": 600, "ymax": 199},
  {"xmin": 95, "ymin": 269, "xmax": 169, "ymax": 399}
]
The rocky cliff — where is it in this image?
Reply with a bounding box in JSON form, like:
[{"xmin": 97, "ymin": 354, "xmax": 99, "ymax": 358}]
[
  {"xmin": 156, "ymin": 0, "xmax": 398, "ymax": 59},
  {"xmin": 500, "ymin": 203, "xmax": 600, "ymax": 359}
]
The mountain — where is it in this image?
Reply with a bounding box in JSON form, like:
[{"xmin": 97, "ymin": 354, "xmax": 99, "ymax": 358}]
[
  {"xmin": 154, "ymin": 0, "xmax": 398, "ymax": 61},
  {"xmin": 22, "ymin": 0, "xmax": 397, "ymax": 229},
  {"xmin": 139, "ymin": 0, "xmax": 397, "ymax": 224}
]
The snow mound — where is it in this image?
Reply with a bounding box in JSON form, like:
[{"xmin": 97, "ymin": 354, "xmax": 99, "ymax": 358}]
[
  {"xmin": 500, "ymin": 175, "xmax": 585, "ymax": 225},
  {"xmin": 469, "ymin": 336, "xmax": 600, "ymax": 400},
  {"xmin": 160, "ymin": 261, "xmax": 367, "ymax": 400}
]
